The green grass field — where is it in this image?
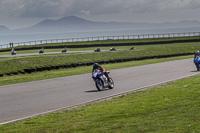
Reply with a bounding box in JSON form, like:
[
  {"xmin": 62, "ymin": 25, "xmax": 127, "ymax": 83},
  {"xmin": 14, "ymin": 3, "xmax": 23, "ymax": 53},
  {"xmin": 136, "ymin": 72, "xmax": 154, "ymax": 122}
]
[{"xmin": 0, "ymin": 70, "xmax": 199, "ymax": 132}]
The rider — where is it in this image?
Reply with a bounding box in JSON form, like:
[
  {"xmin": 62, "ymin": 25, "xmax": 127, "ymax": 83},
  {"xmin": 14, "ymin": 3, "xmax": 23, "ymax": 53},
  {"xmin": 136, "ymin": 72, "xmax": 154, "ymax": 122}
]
[
  {"xmin": 194, "ymin": 50, "xmax": 200, "ymax": 59},
  {"xmin": 92, "ymin": 63, "xmax": 110, "ymax": 81}
]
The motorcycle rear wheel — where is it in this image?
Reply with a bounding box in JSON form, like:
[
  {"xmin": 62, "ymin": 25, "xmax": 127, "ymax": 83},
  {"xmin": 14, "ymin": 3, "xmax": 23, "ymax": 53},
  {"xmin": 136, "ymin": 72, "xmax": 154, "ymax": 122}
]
[{"xmin": 108, "ymin": 78, "xmax": 114, "ymax": 89}]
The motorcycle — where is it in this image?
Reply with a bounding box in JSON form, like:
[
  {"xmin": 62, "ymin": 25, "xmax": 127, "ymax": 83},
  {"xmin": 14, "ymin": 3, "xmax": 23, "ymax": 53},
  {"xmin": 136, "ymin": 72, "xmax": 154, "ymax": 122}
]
[
  {"xmin": 94, "ymin": 48, "xmax": 101, "ymax": 52},
  {"xmin": 110, "ymin": 47, "xmax": 116, "ymax": 51},
  {"xmin": 92, "ymin": 69, "xmax": 114, "ymax": 91},
  {"xmin": 194, "ymin": 56, "xmax": 200, "ymax": 71}
]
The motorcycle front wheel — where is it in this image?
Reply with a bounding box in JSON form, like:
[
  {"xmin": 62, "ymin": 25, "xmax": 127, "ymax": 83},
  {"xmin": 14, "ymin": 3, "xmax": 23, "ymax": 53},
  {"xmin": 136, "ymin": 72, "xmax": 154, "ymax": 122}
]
[
  {"xmin": 95, "ymin": 79, "xmax": 104, "ymax": 91},
  {"xmin": 196, "ymin": 63, "xmax": 200, "ymax": 71}
]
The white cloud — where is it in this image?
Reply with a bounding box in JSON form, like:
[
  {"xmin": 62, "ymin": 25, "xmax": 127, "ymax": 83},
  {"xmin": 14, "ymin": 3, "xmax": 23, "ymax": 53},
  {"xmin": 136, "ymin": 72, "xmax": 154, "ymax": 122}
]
[
  {"xmin": 0, "ymin": 0, "xmax": 24, "ymax": 17},
  {"xmin": 80, "ymin": 10, "xmax": 91, "ymax": 15}
]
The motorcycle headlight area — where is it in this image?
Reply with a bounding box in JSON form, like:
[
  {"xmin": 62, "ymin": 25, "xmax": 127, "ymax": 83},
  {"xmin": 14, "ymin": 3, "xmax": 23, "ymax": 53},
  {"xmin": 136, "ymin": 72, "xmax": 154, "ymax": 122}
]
[{"xmin": 93, "ymin": 73, "xmax": 97, "ymax": 77}]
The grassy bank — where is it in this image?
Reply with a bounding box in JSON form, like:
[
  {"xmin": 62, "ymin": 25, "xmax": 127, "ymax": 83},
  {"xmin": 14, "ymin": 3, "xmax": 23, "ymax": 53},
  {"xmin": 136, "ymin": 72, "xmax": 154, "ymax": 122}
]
[
  {"xmin": 0, "ymin": 55, "xmax": 193, "ymax": 86},
  {"xmin": 0, "ymin": 69, "xmax": 199, "ymax": 132},
  {"xmin": 0, "ymin": 42, "xmax": 199, "ymax": 75}
]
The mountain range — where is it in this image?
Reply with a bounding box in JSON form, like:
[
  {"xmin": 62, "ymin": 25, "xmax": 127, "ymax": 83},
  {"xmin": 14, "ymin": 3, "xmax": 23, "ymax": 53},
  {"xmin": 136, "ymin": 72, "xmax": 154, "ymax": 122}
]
[{"xmin": 1, "ymin": 16, "xmax": 200, "ymax": 34}]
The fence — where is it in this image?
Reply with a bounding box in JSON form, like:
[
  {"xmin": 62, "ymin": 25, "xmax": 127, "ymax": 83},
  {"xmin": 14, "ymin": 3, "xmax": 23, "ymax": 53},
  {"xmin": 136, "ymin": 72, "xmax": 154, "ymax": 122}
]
[{"xmin": 0, "ymin": 32, "xmax": 200, "ymax": 49}]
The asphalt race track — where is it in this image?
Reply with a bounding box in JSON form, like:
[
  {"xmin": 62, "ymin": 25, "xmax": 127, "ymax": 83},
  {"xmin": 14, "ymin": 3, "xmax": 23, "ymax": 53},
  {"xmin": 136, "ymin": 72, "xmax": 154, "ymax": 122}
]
[
  {"xmin": 0, "ymin": 49, "xmax": 124, "ymax": 58},
  {"xmin": 0, "ymin": 58, "xmax": 198, "ymax": 125},
  {"xmin": 0, "ymin": 50, "xmax": 96, "ymax": 58}
]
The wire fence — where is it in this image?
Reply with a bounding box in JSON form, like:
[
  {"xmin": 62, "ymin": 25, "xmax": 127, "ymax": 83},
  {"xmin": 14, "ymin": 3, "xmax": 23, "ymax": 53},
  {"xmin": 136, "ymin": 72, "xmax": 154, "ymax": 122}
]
[{"xmin": 0, "ymin": 32, "xmax": 200, "ymax": 49}]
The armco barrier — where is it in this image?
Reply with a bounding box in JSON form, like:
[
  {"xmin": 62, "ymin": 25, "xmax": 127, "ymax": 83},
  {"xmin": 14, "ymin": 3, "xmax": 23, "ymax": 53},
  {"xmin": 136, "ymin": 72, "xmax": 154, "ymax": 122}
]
[
  {"xmin": 1, "ymin": 32, "xmax": 200, "ymax": 49},
  {"xmin": 0, "ymin": 52, "xmax": 194, "ymax": 77},
  {"xmin": 0, "ymin": 38, "xmax": 200, "ymax": 52}
]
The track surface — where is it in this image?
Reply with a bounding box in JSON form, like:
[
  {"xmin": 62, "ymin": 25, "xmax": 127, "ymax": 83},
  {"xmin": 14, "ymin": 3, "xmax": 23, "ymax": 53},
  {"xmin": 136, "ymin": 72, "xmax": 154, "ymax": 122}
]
[
  {"xmin": 0, "ymin": 50, "xmax": 95, "ymax": 58},
  {"xmin": 0, "ymin": 49, "xmax": 123, "ymax": 58},
  {"xmin": 0, "ymin": 58, "xmax": 198, "ymax": 125}
]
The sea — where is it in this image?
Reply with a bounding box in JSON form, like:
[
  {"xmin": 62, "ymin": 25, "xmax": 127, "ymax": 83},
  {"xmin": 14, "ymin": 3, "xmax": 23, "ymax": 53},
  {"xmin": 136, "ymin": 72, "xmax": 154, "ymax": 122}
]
[{"xmin": 0, "ymin": 27, "xmax": 200, "ymax": 48}]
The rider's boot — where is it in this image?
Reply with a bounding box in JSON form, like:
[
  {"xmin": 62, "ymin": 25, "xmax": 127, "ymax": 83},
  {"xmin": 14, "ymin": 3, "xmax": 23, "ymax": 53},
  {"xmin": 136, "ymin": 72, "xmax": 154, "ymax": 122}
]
[{"xmin": 104, "ymin": 72, "xmax": 110, "ymax": 82}]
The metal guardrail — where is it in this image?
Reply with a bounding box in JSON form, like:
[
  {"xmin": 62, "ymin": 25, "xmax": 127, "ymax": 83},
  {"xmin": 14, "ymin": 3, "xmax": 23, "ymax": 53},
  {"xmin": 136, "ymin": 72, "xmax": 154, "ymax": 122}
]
[{"xmin": 0, "ymin": 32, "xmax": 200, "ymax": 49}]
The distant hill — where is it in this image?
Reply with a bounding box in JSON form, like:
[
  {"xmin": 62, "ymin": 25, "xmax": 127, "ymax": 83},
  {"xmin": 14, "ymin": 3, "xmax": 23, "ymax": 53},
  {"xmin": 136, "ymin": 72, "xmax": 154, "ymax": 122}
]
[
  {"xmin": 18, "ymin": 16, "xmax": 132, "ymax": 32},
  {"xmin": 2, "ymin": 16, "xmax": 200, "ymax": 33}
]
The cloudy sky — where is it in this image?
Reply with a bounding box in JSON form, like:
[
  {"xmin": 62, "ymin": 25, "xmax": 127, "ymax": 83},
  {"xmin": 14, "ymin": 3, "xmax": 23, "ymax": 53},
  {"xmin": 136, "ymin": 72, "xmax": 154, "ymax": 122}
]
[{"xmin": 0, "ymin": 0, "xmax": 200, "ymax": 29}]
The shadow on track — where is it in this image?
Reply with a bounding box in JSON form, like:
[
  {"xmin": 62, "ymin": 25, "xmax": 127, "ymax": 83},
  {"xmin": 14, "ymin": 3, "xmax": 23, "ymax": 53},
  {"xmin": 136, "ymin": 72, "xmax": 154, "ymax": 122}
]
[
  {"xmin": 85, "ymin": 90, "xmax": 100, "ymax": 93},
  {"xmin": 190, "ymin": 70, "xmax": 199, "ymax": 72}
]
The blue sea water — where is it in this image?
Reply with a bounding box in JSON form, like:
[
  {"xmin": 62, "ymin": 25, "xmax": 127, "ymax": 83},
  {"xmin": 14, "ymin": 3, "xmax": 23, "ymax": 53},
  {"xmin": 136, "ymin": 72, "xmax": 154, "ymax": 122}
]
[{"xmin": 0, "ymin": 27, "xmax": 200, "ymax": 47}]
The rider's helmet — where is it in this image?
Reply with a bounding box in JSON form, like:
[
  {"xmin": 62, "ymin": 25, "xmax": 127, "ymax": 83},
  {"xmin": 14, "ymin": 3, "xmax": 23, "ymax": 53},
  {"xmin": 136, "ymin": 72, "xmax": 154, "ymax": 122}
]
[
  {"xmin": 196, "ymin": 50, "xmax": 200, "ymax": 55},
  {"xmin": 93, "ymin": 63, "xmax": 100, "ymax": 69}
]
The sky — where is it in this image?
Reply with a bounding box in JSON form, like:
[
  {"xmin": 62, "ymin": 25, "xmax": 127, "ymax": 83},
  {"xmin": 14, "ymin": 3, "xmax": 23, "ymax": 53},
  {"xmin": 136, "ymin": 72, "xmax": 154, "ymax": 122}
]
[{"xmin": 0, "ymin": 0, "xmax": 200, "ymax": 29}]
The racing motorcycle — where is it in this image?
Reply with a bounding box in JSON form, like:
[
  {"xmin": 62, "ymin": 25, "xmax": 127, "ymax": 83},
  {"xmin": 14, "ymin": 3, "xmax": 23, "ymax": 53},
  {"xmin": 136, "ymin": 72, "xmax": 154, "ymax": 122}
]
[
  {"xmin": 92, "ymin": 69, "xmax": 114, "ymax": 91},
  {"xmin": 194, "ymin": 56, "xmax": 200, "ymax": 71}
]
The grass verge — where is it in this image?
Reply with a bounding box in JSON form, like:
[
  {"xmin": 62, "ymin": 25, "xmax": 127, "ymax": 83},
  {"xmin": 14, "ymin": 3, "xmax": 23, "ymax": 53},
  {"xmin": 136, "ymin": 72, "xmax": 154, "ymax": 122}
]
[
  {"xmin": 0, "ymin": 67, "xmax": 199, "ymax": 132},
  {"xmin": 0, "ymin": 55, "xmax": 193, "ymax": 86}
]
